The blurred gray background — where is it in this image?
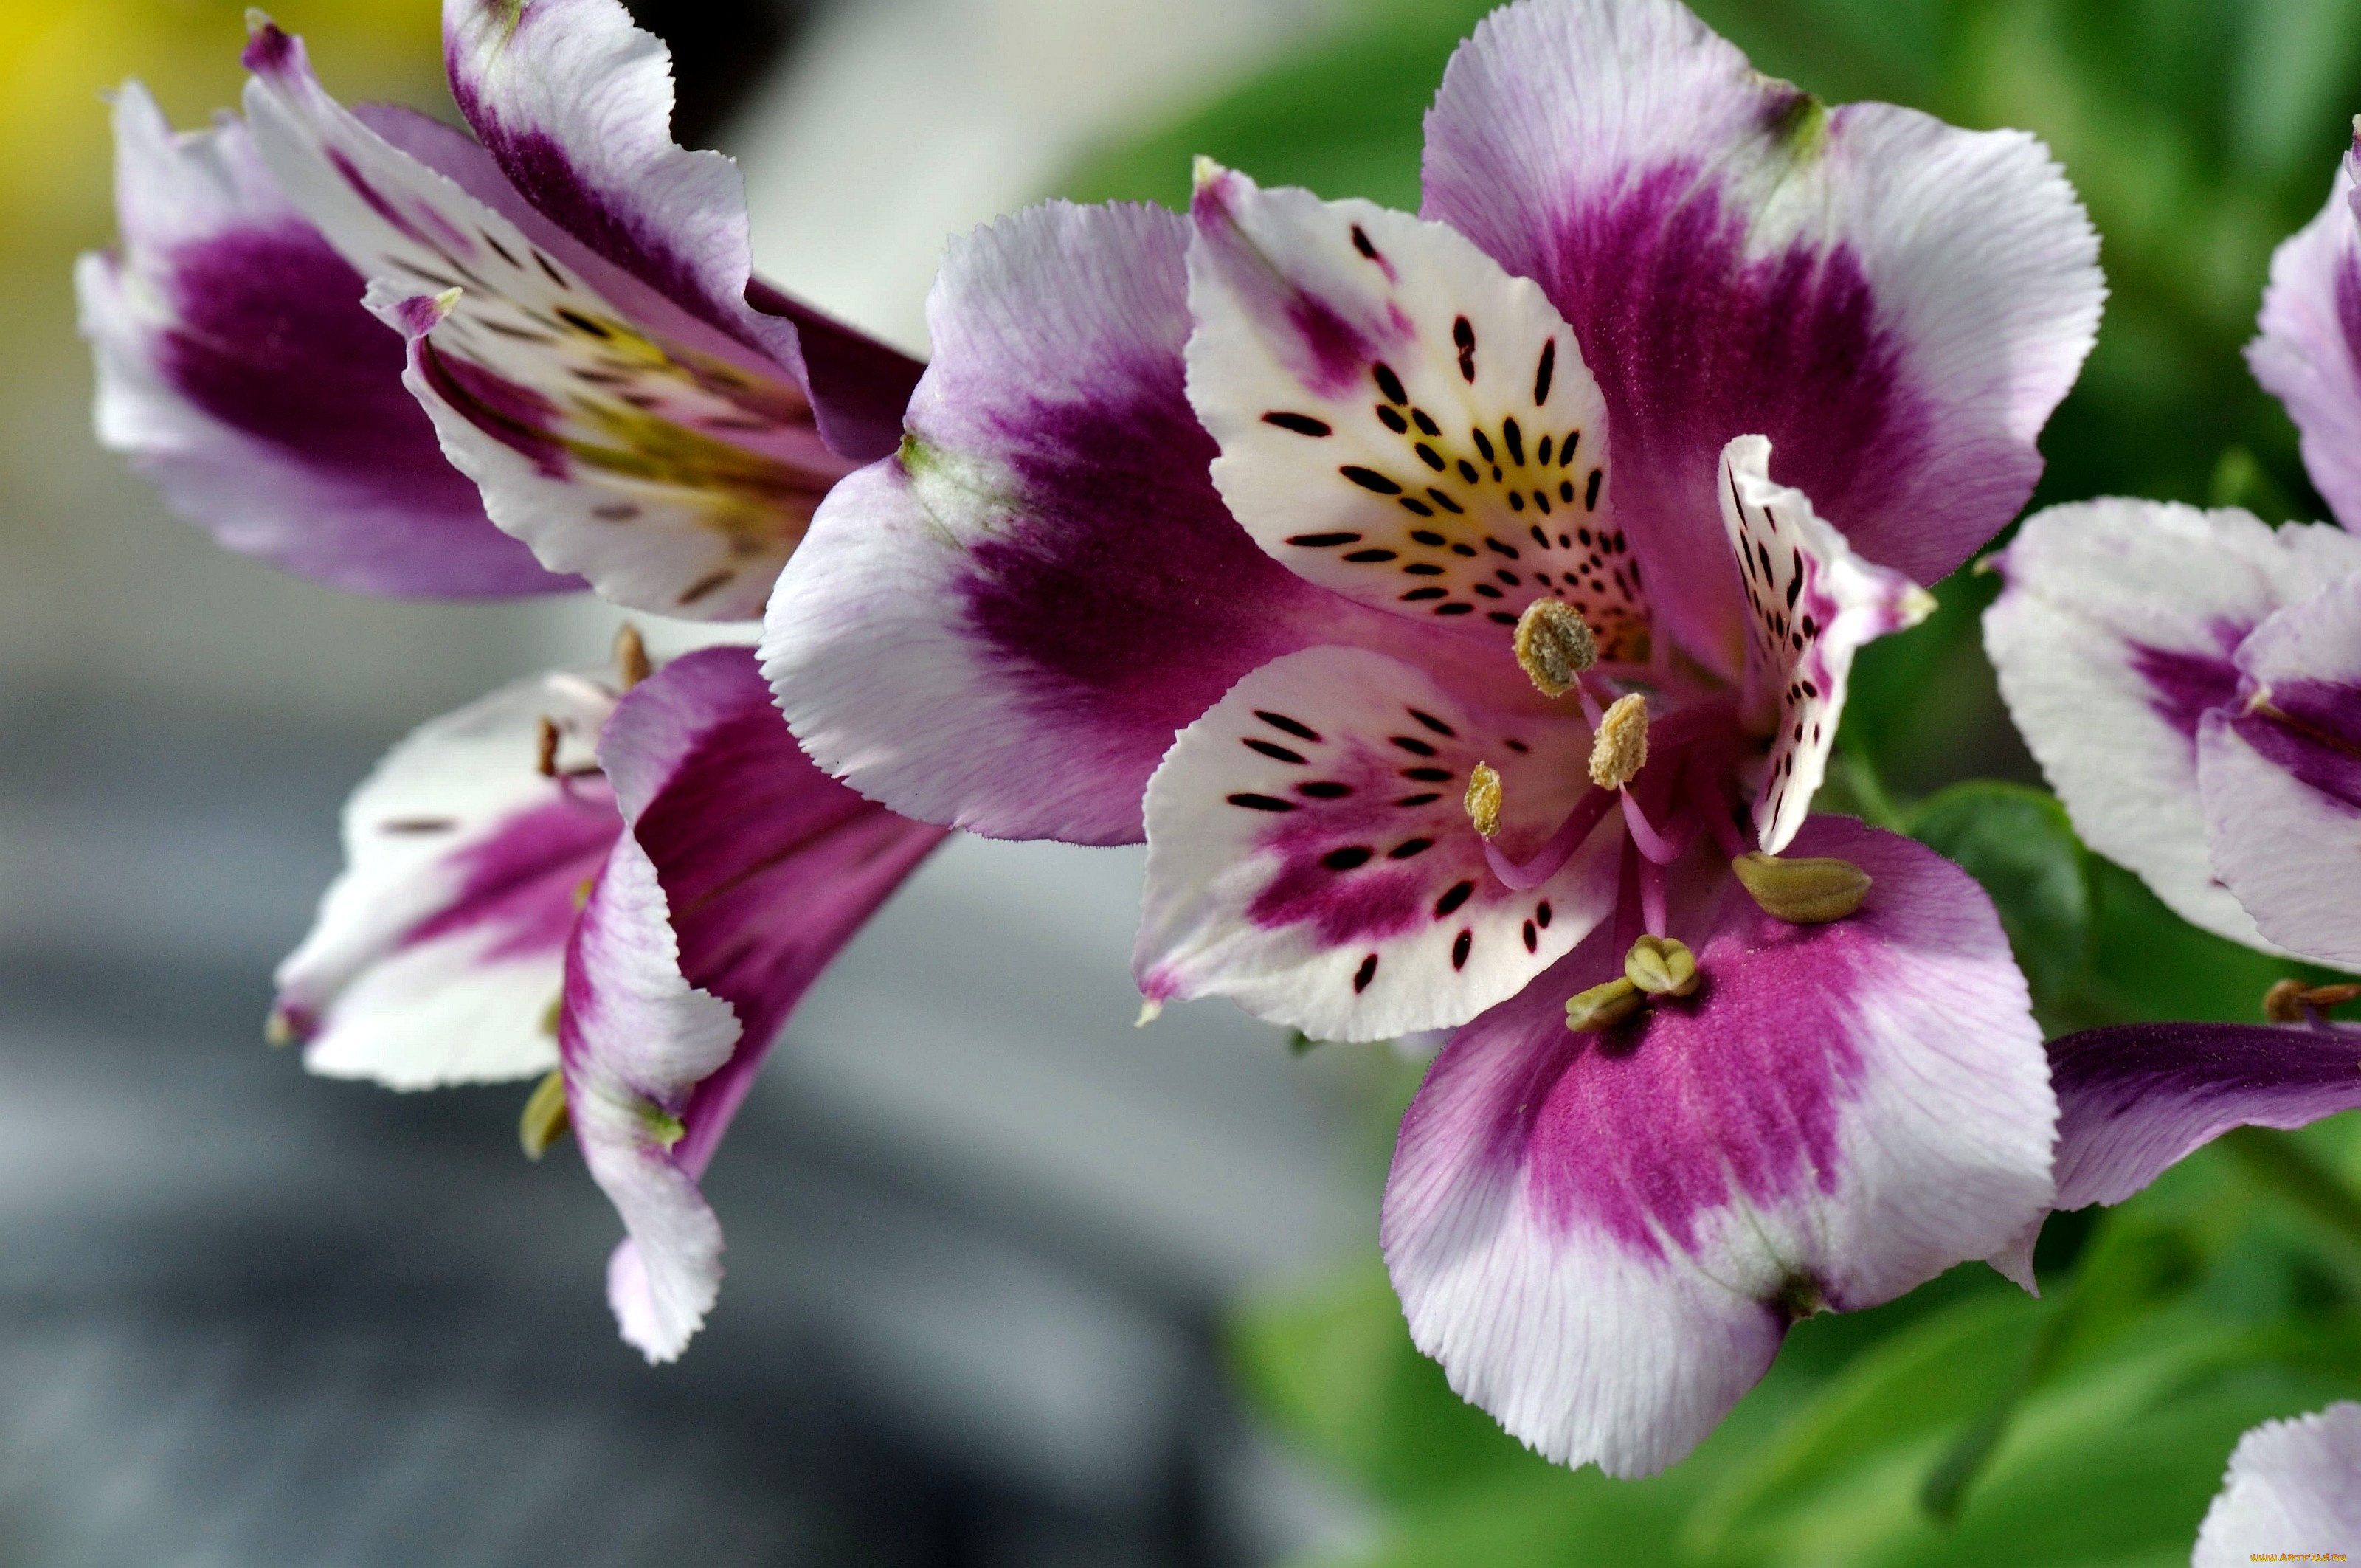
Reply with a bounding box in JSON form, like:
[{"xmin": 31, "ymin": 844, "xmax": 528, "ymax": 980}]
[{"xmin": 0, "ymin": 0, "xmax": 1401, "ymax": 1561}]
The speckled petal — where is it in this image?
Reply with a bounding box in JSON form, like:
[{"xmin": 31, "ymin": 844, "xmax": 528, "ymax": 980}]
[
  {"xmin": 1423, "ymin": 0, "xmax": 2101, "ymax": 665},
  {"xmin": 274, "ymin": 669, "xmax": 620, "ymax": 1088},
  {"xmin": 1135, "ymin": 645, "xmax": 1617, "ymax": 1042}
]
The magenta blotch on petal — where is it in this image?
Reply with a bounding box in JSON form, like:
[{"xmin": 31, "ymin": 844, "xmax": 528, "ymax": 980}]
[{"xmin": 561, "ymin": 646, "xmax": 945, "ymax": 1360}]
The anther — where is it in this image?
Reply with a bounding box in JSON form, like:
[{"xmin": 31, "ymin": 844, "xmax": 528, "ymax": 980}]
[
  {"xmin": 1730, "ymin": 852, "xmax": 1871, "ymax": 924},
  {"xmin": 536, "ymin": 716, "xmax": 561, "ymax": 778},
  {"xmin": 518, "ymin": 1068, "xmax": 571, "ymax": 1161},
  {"xmin": 264, "ymin": 1006, "xmax": 298, "ymax": 1048},
  {"xmin": 1588, "ymin": 694, "xmax": 1648, "ymax": 789},
  {"xmin": 1625, "ymin": 934, "xmax": 1700, "ymax": 997},
  {"xmin": 1566, "ymin": 975, "xmax": 1643, "ymax": 1032},
  {"xmin": 614, "ymin": 622, "xmax": 651, "ymax": 690},
  {"xmin": 1465, "ymin": 762, "xmax": 1502, "ymax": 839},
  {"xmin": 2264, "ymin": 979, "xmax": 2361, "ymax": 1023},
  {"xmin": 1514, "ymin": 598, "xmax": 1597, "ymax": 697}
]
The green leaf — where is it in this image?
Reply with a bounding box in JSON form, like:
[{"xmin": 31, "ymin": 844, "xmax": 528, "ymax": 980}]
[{"xmin": 1905, "ymin": 782, "xmax": 2094, "ymax": 1016}]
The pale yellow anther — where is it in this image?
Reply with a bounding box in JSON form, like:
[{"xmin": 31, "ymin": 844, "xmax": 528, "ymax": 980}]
[
  {"xmin": 264, "ymin": 1007, "xmax": 297, "ymax": 1049},
  {"xmin": 1514, "ymin": 598, "xmax": 1598, "ymax": 697},
  {"xmin": 613, "ymin": 622, "xmax": 651, "ymax": 691},
  {"xmin": 1625, "ymin": 934, "xmax": 1701, "ymax": 998},
  {"xmin": 1565, "ymin": 976, "xmax": 1643, "ymax": 1032},
  {"xmin": 1465, "ymin": 762, "xmax": 1503, "ymax": 840},
  {"xmin": 1730, "ymin": 852, "xmax": 1872, "ymax": 924},
  {"xmin": 518, "ymin": 1068, "xmax": 571, "ymax": 1161},
  {"xmin": 1588, "ymin": 693, "xmax": 1649, "ymax": 789}
]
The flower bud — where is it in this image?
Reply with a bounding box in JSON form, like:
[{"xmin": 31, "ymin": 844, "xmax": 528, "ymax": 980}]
[
  {"xmin": 1730, "ymin": 851, "xmax": 1871, "ymax": 924},
  {"xmin": 1625, "ymin": 934, "xmax": 1700, "ymax": 997}
]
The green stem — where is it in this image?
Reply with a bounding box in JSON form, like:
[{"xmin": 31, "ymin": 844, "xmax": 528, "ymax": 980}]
[
  {"xmin": 1842, "ymin": 747, "xmax": 1908, "ymax": 832},
  {"xmin": 1919, "ymin": 1271, "xmax": 2086, "ymax": 1522},
  {"xmin": 2219, "ymin": 1125, "xmax": 2361, "ymax": 1253}
]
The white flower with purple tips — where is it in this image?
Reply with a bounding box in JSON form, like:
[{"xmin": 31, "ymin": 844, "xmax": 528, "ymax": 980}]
[{"xmin": 764, "ymin": 0, "xmax": 2103, "ymax": 1474}]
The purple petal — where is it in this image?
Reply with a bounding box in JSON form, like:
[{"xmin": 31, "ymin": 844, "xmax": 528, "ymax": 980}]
[
  {"xmin": 764, "ymin": 201, "xmax": 1411, "ymax": 845},
  {"xmin": 2249, "ymin": 138, "xmax": 2361, "ymax": 533},
  {"xmin": 274, "ymin": 670, "xmax": 621, "ymax": 1087},
  {"xmin": 1423, "ymin": 0, "xmax": 2101, "ymax": 662},
  {"xmin": 1135, "ymin": 645, "xmax": 1620, "ymax": 1042},
  {"xmin": 76, "ymin": 84, "xmax": 569, "ymax": 598},
  {"xmin": 1381, "ymin": 817, "xmax": 2052, "ymax": 1475},
  {"xmin": 2194, "ymin": 1403, "xmax": 2361, "ymax": 1566},
  {"xmin": 1985, "ymin": 500, "xmax": 2361, "ymax": 950},
  {"xmin": 561, "ymin": 646, "xmax": 946, "ymax": 1359},
  {"xmin": 442, "ymin": 0, "xmax": 921, "ymax": 463},
  {"xmin": 241, "ymin": 21, "xmax": 861, "ymax": 618},
  {"xmin": 2201, "ymin": 572, "xmax": 2361, "ymax": 969}
]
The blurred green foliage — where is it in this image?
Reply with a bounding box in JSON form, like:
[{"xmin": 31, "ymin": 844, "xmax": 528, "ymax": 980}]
[{"xmin": 1063, "ymin": 0, "xmax": 2361, "ymax": 1561}]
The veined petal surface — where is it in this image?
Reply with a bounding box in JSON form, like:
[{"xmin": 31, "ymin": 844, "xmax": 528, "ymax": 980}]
[
  {"xmin": 77, "ymin": 84, "xmax": 564, "ymax": 596},
  {"xmin": 2201, "ymin": 573, "xmax": 2361, "ymax": 969},
  {"xmin": 1719, "ymin": 435, "xmax": 1932, "ymax": 854},
  {"xmin": 1423, "ymin": 0, "xmax": 2101, "ymax": 664},
  {"xmin": 2194, "ymin": 1403, "xmax": 2361, "ymax": 1567},
  {"xmin": 1382, "ymin": 818, "xmax": 2052, "ymax": 1476},
  {"xmin": 243, "ymin": 22, "xmax": 854, "ymax": 618},
  {"xmin": 563, "ymin": 647, "xmax": 945, "ymax": 1360},
  {"xmin": 1183, "ymin": 167, "xmax": 1637, "ymax": 652},
  {"xmin": 1136, "ymin": 645, "xmax": 1618, "ymax": 1041},
  {"xmin": 1985, "ymin": 501, "xmax": 2361, "ymax": 950},
  {"xmin": 275, "ymin": 669, "xmax": 620, "ymax": 1088},
  {"xmin": 441, "ymin": 0, "xmax": 919, "ymax": 461},
  {"xmin": 765, "ymin": 202, "xmax": 1411, "ymax": 845},
  {"xmin": 2250, "ymin": 142, "xmax": 2361, "ymax": 533}
]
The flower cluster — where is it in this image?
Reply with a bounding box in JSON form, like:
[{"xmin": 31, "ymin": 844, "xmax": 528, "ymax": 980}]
[{"xmin": 75, "ymin": 0, "xmax": 2361, "ymax": 1536}]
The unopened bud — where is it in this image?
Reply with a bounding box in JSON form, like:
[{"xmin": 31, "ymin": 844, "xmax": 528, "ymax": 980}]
[
  {"xmin": 2264, "ymin": 978, "xmax": 2361, "ymax": 1023},
  {"xmin": 1625, "ymin": 934, "xmax": 1700, "ymax": 997},
  {"xmin": 519, "ymin": 1068, "xmax": 571, "ymax": 1160},
  {"xmin": 1465, "ymin": 762, "xmax": 1503, "ymax": 839},
  {"xmin": 613, "ymin": 622, "xmax": 652, "ymax": 690},
  {"xmin": 1514, "ymin": 598, "xmax": 1597, "ymax": 697},
  {"xmin": 1588, "ymin": 694, "xmax": 1649, "ymax": 789},
  {"xmin": 1731, "ymin": 852, "xmax": 1871, "ymax": 924},
  {"xmin": 1565, "ymin": 975, "xmax": 1643, "ymax": 1032}
]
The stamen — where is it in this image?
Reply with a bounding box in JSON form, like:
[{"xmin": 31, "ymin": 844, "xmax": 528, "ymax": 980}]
[
  {"xmin": 1589, "ymin": 694, "xmax": 1648, "ymax": 789},
  {"xmin": 1464, "ymin": 763, "xmax": 1503, "ymax": 839},
  {"xmin": 518, "ymin": 1068, "xmax": 571, "ymax": 1161},
  {"xmin": 1730, "ymin": 852, "xmax": 1872, "ymax": 924},
  {"xmin": 1514, "ymin": 598, "xmax": 1597, "ymax": 697},
  {"xmin": 1624, "ymin": 934, "xmax": 1699, "ymax": 997},
  {"xmin": 614, "ymin": 622, "xmax": 651, "ymax": 690},
  {"xmin": 535, "ymin": 716, "xmax": 561, "ymax": 778},
  {"xmin": 2263, "ymin": 979, "xmax": 2361, "ymax": 1026},
  {"xmin": 1637, "ymin": 855, "xmax": 1669, "ymax": 938},
  {"xmin": 1566, "ymin": 975, "xmax": 1642, "ymax": 1032},
  {"xmin": 1618, "ymin": 789, "xmax": 1690, "ymax": 865},
  {"xmin": 1483, "ymin": 786, "xmax": 1619, "ymax": 890}
]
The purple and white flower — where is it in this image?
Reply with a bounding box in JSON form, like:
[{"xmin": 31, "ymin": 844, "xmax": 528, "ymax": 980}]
[
  {"xmin": 764, "ymin": 0, "xmax": 2102, "ymax": 1474},
  {"xmin": 1988, "ymin": 130, "xmax": 2361, "ymax": 971},
  {"xmin": 2194, "ymin": 1402, "xmax": 2361, "ymax": 1565},
  {"xmin": 78, "ymin": 2, "xmax": 952, "ymax": 1359}
]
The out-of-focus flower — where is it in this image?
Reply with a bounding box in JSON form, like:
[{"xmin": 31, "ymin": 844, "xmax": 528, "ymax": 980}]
[
  {"xmin": 764, "ymin": 0, "xmax": 2103, "ymax": 1476},
  {"xmin": 2193, "ymin": 1403, "xmax": 2361, "ymax": 1566},
  {"xmin": 76, "ymin": 1, "xmax": 951, "ymax": 1361},
  {"xmin": 1988, "ymin": 127, "xmax": 2361, "ymax": 973}
]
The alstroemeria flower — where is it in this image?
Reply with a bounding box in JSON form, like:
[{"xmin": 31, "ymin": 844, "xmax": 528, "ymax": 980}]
[
  {"xmin": 77, "ymin": 0, "xmax": 922, "ymax": 613},
  {"xmin": 1988, "ymin": 131, "xmax": 2361, "ymax": 970},
  {"xmin": 2193, "ymin": 1403, "xmax": 2361, "ymax": 1565},
  {"xmin": 78, "ymin": 3, "xmax": 953, "ymax": 1359},
  {"xmin": 766, "ymin": 0, "xmax": 2100, "ymax": 1474}
]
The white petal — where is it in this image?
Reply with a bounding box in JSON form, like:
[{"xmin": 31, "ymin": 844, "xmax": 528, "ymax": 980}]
[
  {"xmin": 2194, "ymin": 1403, "xmax": 2361, "ymax": 1566},
  {"xmin": 1985, "ymin": 500, "xmax": 2361, "ymax": 949}
]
